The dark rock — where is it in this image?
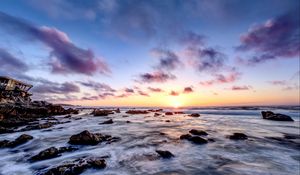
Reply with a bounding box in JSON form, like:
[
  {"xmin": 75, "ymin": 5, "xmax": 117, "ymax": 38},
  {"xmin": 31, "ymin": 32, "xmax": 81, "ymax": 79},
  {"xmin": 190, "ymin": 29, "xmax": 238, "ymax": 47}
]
[
  {"xmin": 189, "ymin": 129, "xmax": 208, "ymax": 136},
  {"xmin": 115, "ymin": 108, "xmax": 120, "ymax": 113},
  {"xmin": 261, "ymin": 111, "xmax": 294, "ymax": 121},
  {"xmin": 188, "ymin": 136, "xmax": 208, "ymax": 144},
  {"xmin": 125, "ymin": 110, "xmax": 149, "ymax": 114},
  {"xmin": 99, "ymin": 119, "xmax": 113, "ymax": 125},
  {"xmin": 229, "ymin": 133, "xmax": 248, "ymax": 140},
  {"xmin": 31, "ymin": 147, "xmax": 60, "ymax": 161},
  {"xmin": 165, "ymin": 120, "xmax": 171, "ymax": 122},
  {"xmin": 122, "ymin": 115, "xmax": 129, "ymax": 118},
  {"xmin": 7, "ymin": 134, "xmax": 33, "ymax": 147},
  {"xmin": 174, "ymin": 111, "xmax": 184, "ymax": 114},
  {"xmin": 154, "ymin": 113, "xmax": 160, "ymax": 117},
  {"xmin": 189, "ymin": 113, "xmax": 200, "ymax": 117},
  {"xmin": 126, "ymin": 121, "xmax": 131, "ymax": 123},
  {"xmin": 87, "ymin": 158, "xmax": 107, "ymax": 169},
  {"xmin": 58, "ymin": 146, "xmax": 78, "ymax": 153},
  {"xmin": 68, "ymin": 130, "xmax": 101, "ymax": 145},
  {"xmin": 165, "ymin": 112, "xmax": 173, "ymax": 115},
  {"xmin": 0, "ymin": 140, "xmax": 9, "ymax": 148},
  {"xmin": 156, "ymin": 150, "xmax": 174, "ymax": 158},
  {"xmin": 92, "ymin": 110, "xmax": 114, "ymax": 116},
  {"xmin": 180, "ymin": 134, "xmax": 192, "ymax": 140},
  {"xmin": 64, "ymin": 115, "xmax": 72, "ymax": 118}
]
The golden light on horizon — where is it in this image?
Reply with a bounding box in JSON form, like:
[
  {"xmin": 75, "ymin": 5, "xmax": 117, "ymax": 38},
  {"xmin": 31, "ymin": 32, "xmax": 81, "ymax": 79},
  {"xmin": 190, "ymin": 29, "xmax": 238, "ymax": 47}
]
[{"xmin": 169, "ymin": 96, "xmax": 183, "ymax": 108}]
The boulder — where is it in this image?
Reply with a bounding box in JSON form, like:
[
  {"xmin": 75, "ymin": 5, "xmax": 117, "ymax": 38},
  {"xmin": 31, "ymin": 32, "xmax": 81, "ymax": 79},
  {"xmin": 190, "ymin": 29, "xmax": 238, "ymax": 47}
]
[
  {"xmin": 180, "ymin": 134, "xmax": 192, "ymax": 140},
  {"xmin": 165, "ymin": 112, "xmax": 173, "ymax": 115},
  {"xmin": 156, "ymin": 150, "xmax": 174, "ymax": 158},
  {"xmin": 261, "ymin": 111, "xmax": 294, "ymax": 121},
  {"xmin": 0, "ymin": 134, "xmax": 34, "ymax": 148},
  {"xmin": 99, "ymin": 119, "xmax": 113, "ymax": 125},
  {"xmin": 229, "ymin": 133, "xmax": 248, "ymax": 140},
  {"xmin": 31, "ymin": 147, "xmax": 60, "ymax": 161},
  {"xmin": 188, "ymin": 136, "xmax": 208, "ymax": 144},
  {"xmin": 92, "ymin": 110, "xmax": 114, "ymax": 116},
  {"xmin": 189, "ymin": 129, "xmax": 208, "ymax": 136},
  {"xmin": 125, "ymin": 110, "xmax": 149, "ymax": 114},
  {"xmin": 68, "ymin": 130, "xmax": 101, "ymax": 145}
]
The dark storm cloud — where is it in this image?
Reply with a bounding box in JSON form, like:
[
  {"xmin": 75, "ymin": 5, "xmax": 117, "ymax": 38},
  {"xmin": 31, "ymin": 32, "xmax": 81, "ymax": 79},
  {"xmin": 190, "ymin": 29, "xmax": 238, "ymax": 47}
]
[
  {"xmin": 32, "ymin": 82, "xmax": 80, "ymax": 94},
  {"xmin": 0, "ymin": 48, "xmax": 28, "ymax": 72},
  {"xmin": 0, "ymin": 11, "xmax": 110, "ymax": 75},
  {"xmin": 183, "ymin": 87, "xmax": 193, "ymax": 93},
  {"xmin": 237, "ymin": 11, "xmax": 300, "ymax": 64},
  {"xmin": 138, "ymin": 71, "xmax": 176, "ymax": 83}
]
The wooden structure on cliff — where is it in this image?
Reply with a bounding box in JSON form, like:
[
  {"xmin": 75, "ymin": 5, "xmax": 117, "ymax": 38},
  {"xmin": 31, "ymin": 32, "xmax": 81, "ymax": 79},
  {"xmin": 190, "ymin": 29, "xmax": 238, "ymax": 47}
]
[{"xmin": 0, "ymin": 76, "xmax": 33, "ymax": 104}]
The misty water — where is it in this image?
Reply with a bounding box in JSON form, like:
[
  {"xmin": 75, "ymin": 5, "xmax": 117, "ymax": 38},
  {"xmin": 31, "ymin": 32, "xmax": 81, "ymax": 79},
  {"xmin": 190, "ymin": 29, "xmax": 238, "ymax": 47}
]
[{"xmin": 0, "ymin": 107, "xmax": 299, "ymax": 175}]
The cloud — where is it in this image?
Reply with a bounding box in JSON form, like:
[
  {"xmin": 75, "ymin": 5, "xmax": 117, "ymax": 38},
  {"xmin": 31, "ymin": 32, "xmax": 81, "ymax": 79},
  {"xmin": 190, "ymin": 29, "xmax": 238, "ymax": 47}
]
[
  {"xmin": 138, "ymin": 71, "xmax": 176, "ymax": 83},
  {"xmin": 0, "ymin": 11, "xmax": 110, "ymax": 75},
  {"xmin": 180, "ymin": 31, "xmax": 205, "ymax": 46},
  {"xmin": 32, "ymin": 82, "xmax": 80, "ymax": 94},
  {"xmin": 78, "ymin": 81, "xmax": 116, "ymax": 92},
  {"xmin": 151, "ymin": 48, "xmax": 181, "ymax": 71},
  {"xmin": 200, "ymin": 71, "xmax": 240, "ymax": 86},
  {"xmin": 231, "ymin": 85, "xmax": 252, "ymax": 91},
  {"xmin": 169, "ymin": 90, "xmax": 179, "ymax": 96},
  {"xmin": 148, "ymin": 87, "xmax": 164, "ymax": 92},
  {"xmin": 0, "ymin": 48, "xmax": 28, "ymax": 72},
  {"xmin": 237, "ymin": 11, "xmax": 300, "ymax": 65},
  {"xmin": 124, "ymin": 88, "xmax": 135, "ymax": 93},
  {"xmin": 138, "ymin": 90, "xmax": 150, "ymax": 97},
  {"xmin": 268, "ymin": 80, "xmax": 287, "ymax": 85},
  {"xmin": 183, "ymin": 86, "xmax": 193, "ymax": 93},
  {"xmin": 82, "ymin": 96, "xmax": 99, "ymax": 101}
]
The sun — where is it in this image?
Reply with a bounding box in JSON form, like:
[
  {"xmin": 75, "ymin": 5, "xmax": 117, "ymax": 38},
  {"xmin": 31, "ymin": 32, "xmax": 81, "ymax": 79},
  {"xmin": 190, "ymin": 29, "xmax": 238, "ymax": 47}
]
[{"xmin": 171, "ymin": 99, "xmax": 182, "ymax": 108}]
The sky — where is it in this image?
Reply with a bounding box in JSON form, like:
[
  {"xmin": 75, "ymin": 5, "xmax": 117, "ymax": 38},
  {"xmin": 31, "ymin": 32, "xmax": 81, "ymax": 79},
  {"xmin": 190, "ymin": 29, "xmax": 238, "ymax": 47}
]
[{"xmin": 0, "ymin": 0, "xmax": 299, "ymax": 107}]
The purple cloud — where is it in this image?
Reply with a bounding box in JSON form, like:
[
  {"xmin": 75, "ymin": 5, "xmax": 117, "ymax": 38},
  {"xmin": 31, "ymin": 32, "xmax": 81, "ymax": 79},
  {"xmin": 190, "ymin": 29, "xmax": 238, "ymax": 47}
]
[
  {"xmin": 32, "ymin": 82, "xmax": 80, "ymax": 94},
  {"xmin": 138, "ymin": 71, "xmax": 176, "ymax": 83},
  {"xmin": 138, "ymin": 90, "xmax": 150, "ymax": 97},
  {"xmin": 183, "ymin": 87, "xmax": 193, "ymax": 93},
  {"xmin": 148, "ymin": 87, "xmax": 164, "ymax": 92},
  {"xmin": 0, "ymin": 48, "xmax": 28, "ymax": 72},
  {"xmin": 151, "ymin": 48, "xmax": 181, "ymax": 71},
  {"xmin": 268, "ymin": 80, "xmax": 287, "ymax": 85},
  {"xmin": 124, "ymin": 88, "xmax": 135, "ymax": 93},
  {"xmin": 180, "ymin": 31, "xmax": 205, "ymax": 46},
  {"xmin": 231, "ymin": 85, "xmax": 252, "ymax": 91},
  {"xmin": 237, "ymin": 12, "xmax": 300, "ymax": 64},
  {"xmin": 78, "ymin": 81, "xmax": 116, "ymax": 92},
  {"xmin": 0, "ymin": 12, "xmax": 110, "ymax": 75},
  {"xmin": 200, "ymin": 71, "xmax": 240, "ymax": 86}
]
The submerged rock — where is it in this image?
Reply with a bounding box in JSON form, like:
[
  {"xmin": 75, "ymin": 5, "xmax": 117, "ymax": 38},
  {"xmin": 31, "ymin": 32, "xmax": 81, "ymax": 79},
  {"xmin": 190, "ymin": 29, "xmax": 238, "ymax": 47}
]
[
  {"xmin": 180, "ymin": 134, "xmax": 192, "ymax": 140},
  {"xmin": 189, "ymin": 129, "xmax": 208, "ymax": 136},
  {"xmin": 30, "ymin": 146, "xmax": 78, "ymax": 161},
  {"xmin": 156, "ymin": 150, "xmax": 174, "ymax": 159},
  {"xmin": 92, "ymin": 109, "xmax": 114, "ymax": 116},
  {"xmin": 125, "ymin": 110, "xmax": 149, "ymax": 114},
  {"xmin": 229, "ymin": 133, "xmax": 248, "ymax": 140},
  {"xmin": 188, "ymin": 136, "xmax": 208, "ymax": 144},
  {"xmin": 261, "ymin": 111, "xmax": 294, "ymax": 121},
  {"xmin": 165, "ymin": 112, "xmax": 173, "ymax": 115},
  {"xmin": 189, "ymin": 113, "xmax": 200, "ymax": 117},
  {"xmin": 99, "ymin": 119, "xmax": 113, "ymax": 125}
]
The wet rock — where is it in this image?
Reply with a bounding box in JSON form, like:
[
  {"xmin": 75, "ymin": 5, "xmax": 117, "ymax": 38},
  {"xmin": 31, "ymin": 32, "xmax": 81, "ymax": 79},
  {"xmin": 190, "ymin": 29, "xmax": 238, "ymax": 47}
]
[
  {"xmin": 229, "ymin": 133, "xmax": 248, "ymax": 140},
  {"xmin": 126, "ymin": 121, "xmax": 131, "ymax": 123},
  {"xmin": 189, "ymin": 129, "xmax": 208, "ymax": 136},
  {"xmin": 31, "ymin": 147, "xmax": 60, "ymax": 161},
  {"xmin": 165, "ymin": 112, "xmax": 173, "ymax": 115},
  {"xmin": 21, "ymin": 122, "xmax": 55, "ymax": 131},
  {"xmin": 0, "ymin": 126, "xmax": 13, "ymax": 134},
  {"xmin": 189, "ymin": 113, "xmax": 200, "ymax": 117},
  {"xmin": 154, "ymin": 113, "xmax": 161, "ymax": 117},
  {"xmin": 87, "ymin": 158, "xmax": 107, "ymax": 169},
  {"xmin": 64, "ymin": 115, "xmax": 72, "ymax": 118},
  {"xmin": 165, "ymin": 120, "xmax": 171, "ymax": 122},
  {"xmin": 1, "ymin": 134, "xmax": 34, "ymax": 148},
  {"xmin": 188, "ymin": 136, "xmax": 208, "ymax": 144},
  {"xmin": 284, "ymin": 134, "xmax": 300, "ymax": 140},
  {"xmin": 261, "ymin": 111, "xmax": 294, "ymax": 121},
  {"xmin": 115, "ymin": 108, "xmax": 120, "ymax": 113},
  {"xmin": 122, "ymin": 115, "xmax": 129, "ymax": 118},
  {"xmin": 58, "ymin": 146, "xmax": 78, "ymax": 153},
  {"xmin": 99, "ymin": 119, "xmax": 113, "ymax": 125},
  {"xmin": 180, "ymin": 134, "xmax": 192, "ymax": 140},
  {"xmin": 68, "ymin": 130, "xmax": 101, "ymax": 145},
  {"xmin": 92, "ymin": 110, "xmax": 114, "ymax": 116},
  {"xmin": 174, "ymin": 111, "xmax": 184, "ymax": 114},
  {"xmin": 156, "ymin": 150, "xmax": 174, "ymax": 159},
  {"xmin": 125, "ymin": 110, "xmax": 149, "ymax": 114}
]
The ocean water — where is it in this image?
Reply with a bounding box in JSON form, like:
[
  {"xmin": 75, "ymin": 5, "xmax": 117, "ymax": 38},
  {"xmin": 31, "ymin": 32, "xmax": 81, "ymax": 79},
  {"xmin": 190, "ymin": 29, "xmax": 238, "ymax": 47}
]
[{"xmin": 0, "ymin": 107, "xmax": 299, "ymax": 175}]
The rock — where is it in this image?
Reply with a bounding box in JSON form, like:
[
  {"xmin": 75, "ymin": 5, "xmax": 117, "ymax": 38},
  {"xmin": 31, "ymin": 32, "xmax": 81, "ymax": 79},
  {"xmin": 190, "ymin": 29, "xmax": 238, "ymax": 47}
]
[
  {"xmin": 0, "ymin": 126, "xmax": 13, "ymax": 134},
  {"xmin": 188, "ymin": 136, "xmax": 208, "ymax": 144},
  {"xmin": 21, "ymin": 122, "xmax": 55, "ymax": 131},
  {"xmin": 115, "ymin": 108, "xmax": 120, "ymax": 113},
  {"xmin": 99, "ymin": 119, "xmax": 113, "ymax": 125},
  {"xmin": 125, "ymin": 110, "xmax": 149, "ymax": 114},
  {"xmin": 31, "ymin": 147, "xmax": 60, "ymax": 161},
  {"xmin": 58, "ymin": 146, "xmax": 78, "ymax": 153},
  {"xmin": 229, "ymin": 133, "xmax": 248, "ymax": 140},
  {"xmin": 180, "ymin": 134, "xmax": 192, "ymax": 140},
  {"xmin": 7, "ymin": 134, "xmax": 33, "ymax": 147},
  {"xmin": 189, "ymin": 129, "xmax": 208, "ymax": 136},
  {"xmin": 154, "ymin": 113, "xmax": 160, "ymax": 117},
  {"xmin": 261, "ymin": 111, "xmax": 294, "ymax": 121},
  {"xmin": 189, "ymin": 113, "xmax": 200, "ymax": 117},
  {"xmin": 174, "ymin": 111, "xmax": 184, "ymax": 114},
  {"xmin": 122, "ymin": 115, "xmax": 129, "ymax": 118},
  {"xmin": 92, "ymin": 110, "xmax": 114, "ymax": 116},
  {"xmin": 68, "ymin": 130, "xmax": 101, "ymax": 145},
  {"xmin": 165, "ymin": 112, "xmax": 173, "ymax": 115},
  {"xmin": 165, "ymin": 120, "xmax": 171, "ymax": 122},
  {"xmin": 156, "ymin": 150, "xmax": 174, "ymax": 158},
  {"xmin": 0, "ymin": 140, "xmax": 9, "ymax": 147},
  {"xmin": 126, "ymin": 121, "xmax": 131, "ymax": 123},
  {"xmin": 87, "ymin": 158, "xmax": 107, "ymax": 169},
  {"xmin": 64, "ymin": 114, "xmax": 72, "ymax": 118}
]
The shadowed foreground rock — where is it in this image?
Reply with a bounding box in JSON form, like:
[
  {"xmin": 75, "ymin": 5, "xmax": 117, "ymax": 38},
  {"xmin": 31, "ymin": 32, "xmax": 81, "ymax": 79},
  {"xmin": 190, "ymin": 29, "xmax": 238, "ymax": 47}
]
[
  {"xmin": 30, "ymin": 146, "xmax": 78, "ymax": 161},
  {"xmin": 92, "ymin": 109, "xmax": 114, "ymax": 116},
  {"xmin": 189, "ymin": 113, "xmax": 200, "ymax": 117},
  {"xmin": 180, "ymin": 134, "xmax": 208, "ymax": 144},
  {"xmin": 189, "ymin": 129, "xmax": 208, "ymax": 136},
  {"xmin": 125, "ymin": 110, "xmax": 149, "ymax": 114},
  {"xmin": 0, "ymin": 134, "xmax": 33, "ymax": 148},
  {"xmin": 68, "ymin": 130, "xmax": 120, "ymax": 145},
  {"xmin": 261, "ymin": 111, "xmax": 294, "ymax": 121},
  {"xmin": 99, "ymin": 119, "xmax": 113, "ymax": 125},
  {"xmin": 43, "ymin": 158, "xmax": 106, "ymax": 175}
]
